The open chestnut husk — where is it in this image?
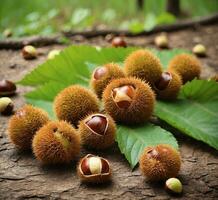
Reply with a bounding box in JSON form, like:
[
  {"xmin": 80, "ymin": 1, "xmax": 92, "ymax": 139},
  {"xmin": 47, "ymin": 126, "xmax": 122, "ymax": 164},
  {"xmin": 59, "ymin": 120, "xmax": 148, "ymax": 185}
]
[
  {"xmin": 78, "ymin": 113, "xmax": 116, "ymax": 150},
  {"xmin": 77, "ymin": 154, "xmax": 111, "ymax": 184}
]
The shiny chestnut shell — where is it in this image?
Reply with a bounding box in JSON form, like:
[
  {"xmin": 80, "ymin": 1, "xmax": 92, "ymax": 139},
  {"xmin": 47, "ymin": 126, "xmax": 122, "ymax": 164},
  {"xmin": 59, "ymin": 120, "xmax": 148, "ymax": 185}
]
[
  {"xmin": 0, "ymin": 80, "xmax": 16, "ymax": 97},
  {"xmin": 111, "ymin": 37, "xmax": 127, "ymax": 48},
  {"xmin": 78, "ymin": 113, "xmax": 116, "ymax": 150},
  {"xmin": 77, "ymin": 154, "xmax": 111, "ymax": 184},
  {"xmin": 155, "ymin": 72, "xmax": 172, "ymax": 91}
]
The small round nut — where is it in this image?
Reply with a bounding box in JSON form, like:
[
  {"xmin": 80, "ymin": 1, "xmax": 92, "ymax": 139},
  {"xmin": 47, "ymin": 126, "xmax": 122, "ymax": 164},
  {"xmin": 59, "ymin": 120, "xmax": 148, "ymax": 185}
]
[
  {"xmin": 77, "ymin": 154, "xmax": 111, "ymax": 183},
  {"xmin": 155, "ymin": 72, "xmax": 172, "ymax": 90},
  {"xmin": 85, "ymin": 114, "xmax": 108, "ymax": 136},
  {"xmin": 0, "ymin": 97, "xmax": 14, "ymax": 115},
  {"xmin": 0, "ymin": 80, "xmax": 16, "ymax": 97},
  {"xmin": 154, "ymin": 34, "xmax": 169, "ymax": 48},
  {"xmin": 93, "ymin": 67, "xmax": 108, "ymax": 80},
  {"xmin": 47, "ymin": 50, "xmax": 60, "ymax": 60},
  {"xmin": 22, "ymin": 45, "xmax": 37, "ymax": 60},
  {"xmin": 165, "ymin": 178, "xmax": 183, "ymax": 194},
  {"xmin": 111, "ymin": 36, "xmax": 127, "ymax": 48},
  {"xmin": 192, "ymin": 44, "xmax": 206, "ymax": 57},
  {"xmin": 112, "ymin": 85, "xmax": 135, "ymax": 109}
]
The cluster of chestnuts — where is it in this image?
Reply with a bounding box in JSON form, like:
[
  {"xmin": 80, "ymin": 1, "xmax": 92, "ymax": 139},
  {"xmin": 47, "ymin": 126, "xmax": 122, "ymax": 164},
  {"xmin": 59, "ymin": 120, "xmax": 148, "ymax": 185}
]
[
  {"xmin": 154, "ymin": 33, "xmax": 207, "ymax": 58},
  {"xmin": 4, "ymin": 48, "xmax": 203, "ymax": 193},
  {"xmin": 0, "ymin": 80, "xmax": 17, "ymax": 115},
  {"xmin": 21, "ymin": 45, "xmax": 61, "ymax": 60}
]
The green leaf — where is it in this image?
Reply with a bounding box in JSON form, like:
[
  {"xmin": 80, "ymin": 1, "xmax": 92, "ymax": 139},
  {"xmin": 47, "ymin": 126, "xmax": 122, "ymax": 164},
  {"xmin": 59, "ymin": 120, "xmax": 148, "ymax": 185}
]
[
  {"xmin": 151, "ymin": 48, "xmax": 190, "ymax": 68},
  {"xmin": 26, "ymin": 98, "xmax": 55, "ymax": 119},
  {"xmin": 19, "ymin": 45, "xmax": 138, "ymax": 86},
  {"xmin": 116, "ymin": 124, "xmax": 178, "ymax": 168},
  {"xmin": 25, "ymin": 81, "xmax": 66, "ymax": 101},
  {"xmin": 155, "ymin": 80, "xmax": 218, "ymax": 150}
]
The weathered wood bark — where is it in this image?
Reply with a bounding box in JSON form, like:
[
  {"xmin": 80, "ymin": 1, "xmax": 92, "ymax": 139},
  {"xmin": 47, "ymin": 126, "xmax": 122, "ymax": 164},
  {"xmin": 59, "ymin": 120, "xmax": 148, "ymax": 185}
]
[
  {"xmin": 0, "ymin": 25, "xmax": 218, "ymax": 199},
  {"xmin": 167, "ymin": 0, "xmax": 181, "ymax": 16}
]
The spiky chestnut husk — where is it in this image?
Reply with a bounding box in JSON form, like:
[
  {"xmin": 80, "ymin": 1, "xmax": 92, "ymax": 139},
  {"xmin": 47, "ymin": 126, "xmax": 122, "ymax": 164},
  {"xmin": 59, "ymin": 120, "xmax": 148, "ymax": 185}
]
[
  {"xmin": 54, "ymin": 85, "xmax": 99, "ymax": 126},
  {"xmin": 77, "ymin": 154, "xmax": 111, "ymax": 184},
  {"xmin": 8, "ymin": 105, "xmax": 49, "ymax": 150},
  {"xmin": 102, "ymin": 77, "xmax": 155, "ymax": 125},
  {"xmin": 168, "ymin": 54, "xmax": 201, "ymax": 84},
  {"xmin": 139, "ymin": 144, "xmax": 181, "ymax": 182},
  {"xmin": 32, "ymin": 121, "xmax": 81, "ymax": 165},
  {"xmin": 124, "ymin": 49, "xmax": 163, "ymax": 87},
  {"xmin": 154, "ymin": 71, "xmax": 182, "ymax": 100},
  {"xmin": 90, "ymin": 63, "xmax": 125, "ymax": 99},
  {"xmin": 78, "ymin": 113, "xmax": 116, "ymax": 150}
]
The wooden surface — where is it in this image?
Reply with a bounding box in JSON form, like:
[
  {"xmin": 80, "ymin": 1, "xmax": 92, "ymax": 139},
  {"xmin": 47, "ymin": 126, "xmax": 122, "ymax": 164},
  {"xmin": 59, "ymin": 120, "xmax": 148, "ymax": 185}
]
[{"xmin": 0, "ymin": 25, "xmax": 218, "ymax": 200}]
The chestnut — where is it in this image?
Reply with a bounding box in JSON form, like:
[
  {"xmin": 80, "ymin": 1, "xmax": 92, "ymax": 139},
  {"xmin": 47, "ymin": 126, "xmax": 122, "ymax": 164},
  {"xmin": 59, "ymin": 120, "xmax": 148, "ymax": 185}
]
[
  {"xmin": 78, "ymin": 113, "xmax": 116, "ymax": 150},
  {"xmin": 155, "ymin": 72, "xmax": 172, "ymax": 90},
  {"xmin": 0, "ymin": 80, "xmax": 16, "ymax": 97},
  {"xmin": 85, "ymin": 114, "xmax": 108, "ymax": 135},
  {"xmin": 154, "ymin": 34, "xmax": 169, "ymax": 48},
  {"xmin": 0, "ymin": 97, "xmax": 14, "ymax": 115},
  {"xmin": 22, "ymin": 45, "xmax": 37, "ymax": 60},
  {"xmin": 77, "ymin": 154, "xmax": 111, "ymax": 183},
  {"xmin": 93, "ymin": 67, "xmax": 108, "ymax": 80},
  {"xmin": 165, "ymin": 178, "xmax": 183, "ymax": 195},
  {"xmin": 112, "ymin": 85, "xmax": 135, "ymax": 109},
  {"xmin": 111, "ymin": 36, "xmax": 127, "ymax": 48}
]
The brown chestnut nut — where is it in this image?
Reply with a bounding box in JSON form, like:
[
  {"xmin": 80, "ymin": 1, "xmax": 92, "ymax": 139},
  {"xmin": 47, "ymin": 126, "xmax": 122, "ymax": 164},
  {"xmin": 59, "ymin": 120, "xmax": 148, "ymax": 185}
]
[
  {"xmin": 22, "ymin": 45, "xmax": 37, "ymax": 60},
  {"xmin": 93, "ymin": 67, "xmax": 108, "ymax": 80},
  {"xmin": 154, "ymin": 71, "xmax": 182, "ymax": 100},
  {"xmin": 155, "ymin": 72, "xmax": 172, "ymax": 90},
  {"xmin": 0, "ymin": 80, "xmax": 16, "ymax": 97},
  {"xmin": 0, "ymin": 97, "xmax": 14, "ymax": 115},
  {"xmin": 111, "ymin": 36, "xmax": 127, "ymax": 48},
  {"xmin": 77, "ymin": 154, "xmax": 111, "ymax": 183},
  {"xmin": 112, "ymin": 85, "xmax": 135, "ymax": 109},
  {"xmin": 78, "ymin": 113, "xmax": 116, "ymax": 150}
]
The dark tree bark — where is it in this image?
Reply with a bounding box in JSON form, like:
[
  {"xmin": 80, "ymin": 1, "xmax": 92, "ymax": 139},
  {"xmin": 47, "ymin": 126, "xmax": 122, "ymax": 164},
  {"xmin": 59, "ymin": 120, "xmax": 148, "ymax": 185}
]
[
  {"xmin": 167, "ymin": 0, "xmax": 181, "ymax": 16},
  {"xmin": 137, "ymin": 0, "xmax": 144, "ymax": 11}
]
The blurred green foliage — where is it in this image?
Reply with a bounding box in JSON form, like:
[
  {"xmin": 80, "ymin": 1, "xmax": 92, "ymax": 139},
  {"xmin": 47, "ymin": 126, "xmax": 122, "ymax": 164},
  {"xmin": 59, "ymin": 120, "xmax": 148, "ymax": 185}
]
[{"xmin": 0, "ymin": 0, "xmax": 217, "ymax": 37}]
